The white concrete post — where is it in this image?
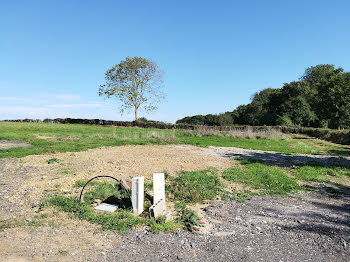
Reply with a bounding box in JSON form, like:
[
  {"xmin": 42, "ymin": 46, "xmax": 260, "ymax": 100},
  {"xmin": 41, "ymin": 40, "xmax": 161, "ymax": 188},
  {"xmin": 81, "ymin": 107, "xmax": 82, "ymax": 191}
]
[
  {"xmin": 153, "ymin": 173, "xmax": 165, "ymax": 205},
  {"xmin": 131, "ymin": 176, "xmax": 144, "ymax": 215}
]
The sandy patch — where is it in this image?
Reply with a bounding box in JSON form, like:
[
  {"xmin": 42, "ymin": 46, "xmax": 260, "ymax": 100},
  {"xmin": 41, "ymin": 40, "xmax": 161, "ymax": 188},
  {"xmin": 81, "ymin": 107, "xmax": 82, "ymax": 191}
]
[{"xmin": 0, "ymin": 140, "xmax": 32, "ymax": 150}]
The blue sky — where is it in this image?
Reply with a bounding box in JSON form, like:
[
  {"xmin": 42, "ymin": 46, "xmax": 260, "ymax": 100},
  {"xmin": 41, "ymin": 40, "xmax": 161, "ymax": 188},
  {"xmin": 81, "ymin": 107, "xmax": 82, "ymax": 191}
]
[{"xmin": 1, "ymin": 0, "xmax": 349, "ymax": 123}]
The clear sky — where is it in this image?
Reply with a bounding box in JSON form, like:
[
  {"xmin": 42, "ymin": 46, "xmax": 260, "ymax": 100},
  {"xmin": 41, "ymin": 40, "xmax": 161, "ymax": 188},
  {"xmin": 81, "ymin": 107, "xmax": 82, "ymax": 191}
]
[{"xmin": 1, "ymin": 0, "xmax": 349, "ymax": 123}]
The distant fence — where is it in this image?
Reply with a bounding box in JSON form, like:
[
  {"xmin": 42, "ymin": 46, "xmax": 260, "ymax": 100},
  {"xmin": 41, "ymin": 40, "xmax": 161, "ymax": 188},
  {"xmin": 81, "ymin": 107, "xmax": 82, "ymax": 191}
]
[{"xmin": 2, "ymin": 118, "xmax": 350, "ymax": 145}]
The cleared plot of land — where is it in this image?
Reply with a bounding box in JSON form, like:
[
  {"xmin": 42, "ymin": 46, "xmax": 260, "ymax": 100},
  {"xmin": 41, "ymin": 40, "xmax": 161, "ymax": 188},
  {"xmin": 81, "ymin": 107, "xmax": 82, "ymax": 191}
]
[
  {"xmin": 1, "ymin": 122, "xmax": 350, "ymax": 159},
  {"xmin": 0, "ymin": 145, "xmax": 233, "ymax": 220},
  {"xmin": 1, "ymin": 123, "xmax": 350, "ymax": 261},
  {"xmin": 0, "ymin": 145, "xmax": 234, "ymax": 261}
]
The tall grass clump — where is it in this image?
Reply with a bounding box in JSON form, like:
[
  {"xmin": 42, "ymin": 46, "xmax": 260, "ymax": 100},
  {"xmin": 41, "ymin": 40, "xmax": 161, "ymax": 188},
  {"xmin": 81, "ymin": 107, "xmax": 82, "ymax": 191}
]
[{"xmin": 223, "ymin": 163, "xmax": 300, "ymax": 194}]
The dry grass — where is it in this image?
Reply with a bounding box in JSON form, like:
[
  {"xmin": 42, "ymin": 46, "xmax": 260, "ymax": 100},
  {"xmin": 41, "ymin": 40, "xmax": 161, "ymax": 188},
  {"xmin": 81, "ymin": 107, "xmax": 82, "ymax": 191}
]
[{"xmin": 184, "ymin": 126, "xmax": 289, "ymax": 140}]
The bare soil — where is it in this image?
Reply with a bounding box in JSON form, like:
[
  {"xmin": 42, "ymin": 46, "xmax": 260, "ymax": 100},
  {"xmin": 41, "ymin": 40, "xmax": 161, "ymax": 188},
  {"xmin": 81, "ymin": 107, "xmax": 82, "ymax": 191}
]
[
  {"xmin": 0, "ymin": 140, "xmax": 32, "ymax": 150},
  {"xmin": 0, "ymin": 145, "xmax": 232, "ymax": 261},
  {"xmin": 0, "ymin": 144, "xmax": 349, "ymax": 261}
]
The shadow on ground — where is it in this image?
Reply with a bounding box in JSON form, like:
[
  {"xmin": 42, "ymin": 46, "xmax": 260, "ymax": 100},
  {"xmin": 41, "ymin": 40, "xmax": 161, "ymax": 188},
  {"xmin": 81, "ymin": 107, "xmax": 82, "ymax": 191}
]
[
  {"xmin": 260, "ymin": 194, "xmax": 350, "ymax": 240},
  {"xmin": 223, "ymin": 151, "xmax": 350, "ymax": 167}
]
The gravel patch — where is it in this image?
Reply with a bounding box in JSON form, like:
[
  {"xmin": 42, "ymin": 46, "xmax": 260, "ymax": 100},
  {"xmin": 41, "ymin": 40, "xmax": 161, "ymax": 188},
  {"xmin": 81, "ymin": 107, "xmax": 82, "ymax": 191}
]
[{"xmin": 102, "ymin": 192, "xmax": 350, "ymax": 262}]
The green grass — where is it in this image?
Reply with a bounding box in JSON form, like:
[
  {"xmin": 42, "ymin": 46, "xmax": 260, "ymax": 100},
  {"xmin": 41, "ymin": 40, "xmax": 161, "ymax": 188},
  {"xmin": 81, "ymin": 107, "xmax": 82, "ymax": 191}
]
[
  {"xmin": 0, "ymin": 122, "xmax": 349, "ymax": 159},
  {"xmin": 292, "ymin": 165, "xmax": 350, "ymax": 182},
  {"xmin": 44, "ymin": 196, "xmax": 149, "ymax": 233},
  {"xmin": 83, "ymin": 182, "xmax": 131, "ymax": 208},
  {"xmin": 223, "ymin": 163, "xmax": 300, "ymax": 194},
  {"xmin": 167, "ymin": 168, "xmax": 223, "ymax": 203},
  {"xmin": 149, "ymin": 216, "xmax": 178, "ymax": 232}
]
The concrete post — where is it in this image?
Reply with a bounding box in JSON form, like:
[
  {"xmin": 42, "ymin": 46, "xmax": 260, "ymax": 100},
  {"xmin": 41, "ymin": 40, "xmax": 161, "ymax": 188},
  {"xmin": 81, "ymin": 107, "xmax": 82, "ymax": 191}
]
[
  {"xmin": 153, "ymin": 173, "xmax": 165, "ymax": 205},
  {"xmin": 131, "ymin": 176, "xmax": 144, "ymax": 215}
]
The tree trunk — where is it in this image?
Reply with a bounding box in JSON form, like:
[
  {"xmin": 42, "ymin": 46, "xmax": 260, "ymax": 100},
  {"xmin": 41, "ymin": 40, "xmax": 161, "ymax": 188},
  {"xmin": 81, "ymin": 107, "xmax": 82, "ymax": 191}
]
[{"xmin": 134, "ymin": 108, "xmax": 138, "ymax": 121}]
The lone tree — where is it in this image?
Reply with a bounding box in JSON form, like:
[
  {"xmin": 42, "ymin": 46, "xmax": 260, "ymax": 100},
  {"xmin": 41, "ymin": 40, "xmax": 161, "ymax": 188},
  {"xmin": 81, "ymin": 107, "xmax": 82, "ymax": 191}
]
[{"xmin": 99, "ymin": 56, "xmax": 165, "ymax": 121}]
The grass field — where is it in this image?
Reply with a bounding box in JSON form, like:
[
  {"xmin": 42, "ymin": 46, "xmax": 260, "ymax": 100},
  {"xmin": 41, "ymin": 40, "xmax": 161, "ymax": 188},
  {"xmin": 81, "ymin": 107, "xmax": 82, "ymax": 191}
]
[{"xmin": 1, "ymin": 122, "xmax": 349, "ymax": 159}]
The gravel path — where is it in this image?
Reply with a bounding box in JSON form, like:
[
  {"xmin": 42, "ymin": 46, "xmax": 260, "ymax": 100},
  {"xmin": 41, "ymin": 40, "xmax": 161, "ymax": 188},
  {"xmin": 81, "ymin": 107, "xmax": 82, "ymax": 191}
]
[{"xmin": 102, "ymin": 192, "xmax": 350, "ymax": 262}]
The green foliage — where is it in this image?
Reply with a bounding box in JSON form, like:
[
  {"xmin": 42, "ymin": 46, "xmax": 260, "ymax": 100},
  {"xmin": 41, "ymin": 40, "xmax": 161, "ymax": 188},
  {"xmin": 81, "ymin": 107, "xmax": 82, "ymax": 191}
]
[
  {"xmin": 168, "ymin": 169, "xmax": 223, "ymax": 203},
  {"xmin": 174, "ymin": 202, "xmax": 201, "ymax": 232},
  {"xmin": 317, "ymin": 72, "xmax": 350, "ymax": 129},
  {"xmin": 176, "ymin": 112, "xmax": 234, "ymax": 126},
  {"xmin": 223, "ymin": 163, "xmax": 300, "ymax": 194},
  {"xmin": 177, "ymin": 64, "xmax": 350, "ymax": 129},
  {"xmin": 99, "ymin": 56, "xmax": 165, "ymax": 121}
]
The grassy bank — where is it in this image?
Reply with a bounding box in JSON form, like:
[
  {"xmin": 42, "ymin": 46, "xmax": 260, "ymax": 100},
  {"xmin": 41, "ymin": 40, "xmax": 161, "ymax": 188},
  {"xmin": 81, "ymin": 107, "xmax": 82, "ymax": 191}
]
[{"xmin": 0, "ymin": 122, "xmax": 349, "ymax": 159}]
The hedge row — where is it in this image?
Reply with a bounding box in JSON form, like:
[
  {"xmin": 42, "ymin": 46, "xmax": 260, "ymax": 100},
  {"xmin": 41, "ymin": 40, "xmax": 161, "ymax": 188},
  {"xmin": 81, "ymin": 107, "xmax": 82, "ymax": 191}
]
[
  {"xmin": 2, "ymin": 118, "xmax": 350, "ymax": 145},
  {"xmin": 2, "ymin": 118, "xmax": 194, "ymax": 130},
  {"xmin": 279, "ymin": 126, "xmax": 350, "ymax": 145}
]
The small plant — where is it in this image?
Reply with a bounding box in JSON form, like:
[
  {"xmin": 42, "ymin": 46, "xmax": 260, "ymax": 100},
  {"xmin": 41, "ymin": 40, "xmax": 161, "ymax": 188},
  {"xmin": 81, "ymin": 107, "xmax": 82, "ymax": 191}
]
[
  {"xmin": 47, "ymin": 158, "xmax": 61, "ymax": 164},
  {"xmin": 168, "ymin": 168, "xmax": 223, "ymax": 203},
  {"xmin": 149, "ymin": 216, "xmax": 178, "ymax": 232},
  {"xmin": 175, "ymin": 202, "xmax": 202, "ymax": 232}
]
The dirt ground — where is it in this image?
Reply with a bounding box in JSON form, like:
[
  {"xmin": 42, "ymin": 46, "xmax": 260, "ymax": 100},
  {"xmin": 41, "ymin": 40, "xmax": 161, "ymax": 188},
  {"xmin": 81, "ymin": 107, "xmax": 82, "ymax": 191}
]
[
  {"xmin": 0, "ymin": 140, "xmax": 32, "ymax": 150},
  {"xmin": 0, "ymin": 144, "xmax": 349, "ymax": 261},
  {"xmin": 0, "ymin": 145, "xmax": 233, "ymax": 261}
]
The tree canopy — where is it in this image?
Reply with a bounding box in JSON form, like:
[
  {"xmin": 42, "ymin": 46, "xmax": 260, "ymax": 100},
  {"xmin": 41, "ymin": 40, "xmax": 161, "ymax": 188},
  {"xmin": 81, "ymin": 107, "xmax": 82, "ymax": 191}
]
[
  {"xmin": 177, "ymin": 64, "xmax": 350, "ymax": 129},
  {"xmin": 99, "ymin": 57, "xmax": 165, "ymax": 121}
]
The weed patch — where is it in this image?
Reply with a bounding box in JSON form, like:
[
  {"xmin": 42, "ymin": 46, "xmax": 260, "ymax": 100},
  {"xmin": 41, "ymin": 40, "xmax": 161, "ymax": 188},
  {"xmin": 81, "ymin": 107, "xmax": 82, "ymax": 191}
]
[
  {"xmin": 168, "ymin": 169, "xmax": 223, "ymax": 203},
  {"xmin": 174, "ymin": 202, "xmax": 202, "ymax": 232}
]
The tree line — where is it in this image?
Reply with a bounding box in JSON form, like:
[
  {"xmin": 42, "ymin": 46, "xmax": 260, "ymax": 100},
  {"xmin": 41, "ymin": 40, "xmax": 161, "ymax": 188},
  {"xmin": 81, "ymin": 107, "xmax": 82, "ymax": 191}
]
[{"xmin": 177, "ymin": 64, "xmax": 350, "ymax": 129}]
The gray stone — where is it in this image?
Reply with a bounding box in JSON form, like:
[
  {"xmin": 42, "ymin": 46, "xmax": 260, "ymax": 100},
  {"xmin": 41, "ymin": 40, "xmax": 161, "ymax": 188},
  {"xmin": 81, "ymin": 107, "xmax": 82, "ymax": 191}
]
[{"xmin": 94, "ymin": 203, "xmax": 119, "ymax": 213}]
